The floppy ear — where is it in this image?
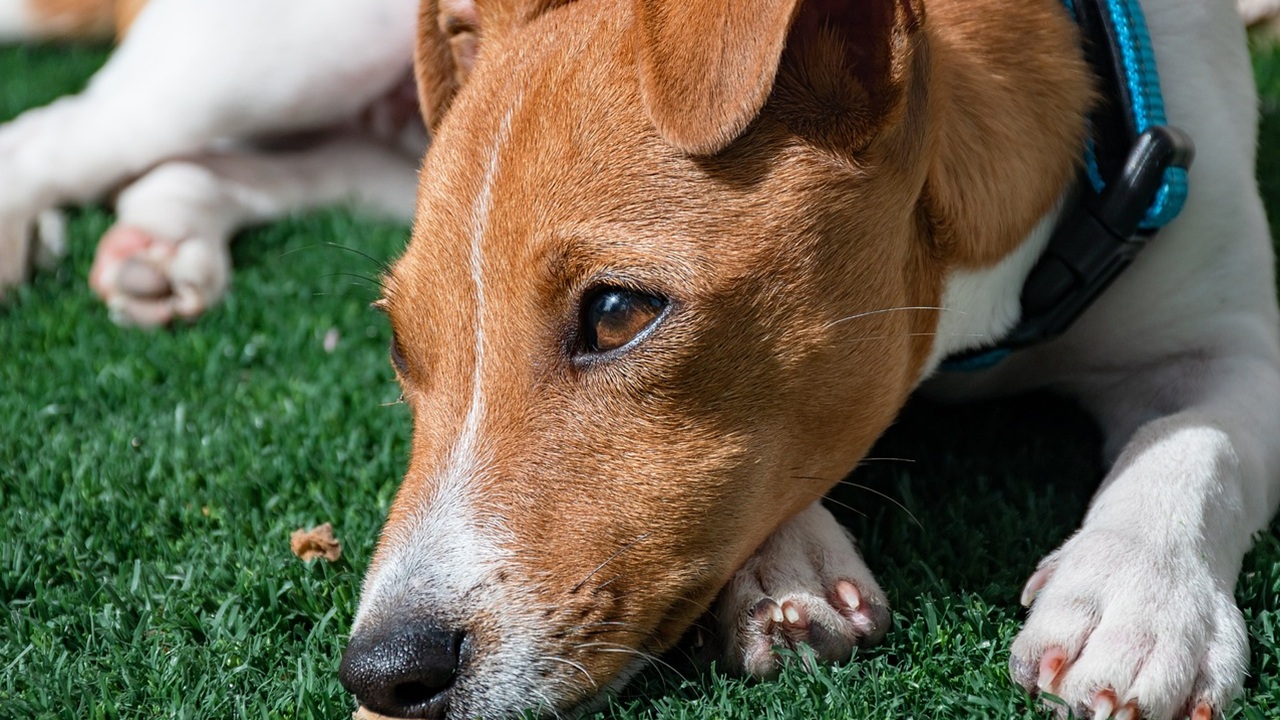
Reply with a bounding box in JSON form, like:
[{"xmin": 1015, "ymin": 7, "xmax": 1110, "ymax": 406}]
[
  {"xmin": 415, "ymin": 0, "xmax": 481, "ymax": 131},
  {"xmin": 633, "ymin": 0, "xmax": 920, "ymax": 155}
]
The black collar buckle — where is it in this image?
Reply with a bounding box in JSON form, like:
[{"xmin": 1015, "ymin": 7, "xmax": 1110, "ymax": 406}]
[
  {"xmin": 996, "ymin": 125, "xmax": 1193, "ymax": 351},
  {"xmin": 940, "ymin": 0, "xmax": 1195, "ymax": 373}
]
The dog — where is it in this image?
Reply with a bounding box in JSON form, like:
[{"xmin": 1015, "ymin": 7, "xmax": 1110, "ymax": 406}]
[
  {"xmin": 338, "ymin": 1, "xmax": 1280, "ymax": 719},
  {"xmin": 2, "ymin": 1, "xmax": 1278, "ymax": 720}
]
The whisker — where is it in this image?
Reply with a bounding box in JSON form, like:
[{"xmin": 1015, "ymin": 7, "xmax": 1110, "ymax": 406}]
[
  {"xmin": 566, "ymin": 620, "xmax": 650, "ymax": 636},
  {"xmin": 571, "ymin": 533, "xmax": 652, "ymax": 594},
  {"xmin": 669, "ymin": 593, "xmax": 715, "ymax": 617},
  {"xmin": 529, "ymin": 687, "xmax": 564, "ymax": 720},
  {"xmin": 593, "ymin": 575, "xmax": 621, "ymax": 593},
  {"xmin": 835, "ymin": 331, "xmax": 989, "ymax": 343},
  {"xmin": 575, "ymin": 642, "xmax": 685, "ymax": 679},
  {"xmin": 279, "ymin": 241, "xmax": 394, "ymax": 273},
  {"xmin": 792, "ymin": 474, "xmax": 922, "ymax": 528},
  {"xmin": 542, "ymin": 655, "xmax": 597, "ymax": 689},
  {"xmin": 859, "ymin": 457, "xmax": 917, "ymax": 465},
  {"xmin": 822, "ymin": 305, "xmax": 956, "ymax": 330},
  {"xmin": 786, "ymin": 483, "xmax": 868, "ymax": 519},
  {"xmin": 379, "ymin": 393, "xmax": 406, "ymax": 408},
  {"xmin": 318, "ymin": 270, "xmax": 386, "ymax": 290},
  {"xmin": 821, "ymin": 493, "xmax": 868, "ymax": 519}
]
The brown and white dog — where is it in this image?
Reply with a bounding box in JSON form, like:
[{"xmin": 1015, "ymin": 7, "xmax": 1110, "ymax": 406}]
[{"xmin": 2, "ymin": 1, "xmax": 1279, "ymax": 720}]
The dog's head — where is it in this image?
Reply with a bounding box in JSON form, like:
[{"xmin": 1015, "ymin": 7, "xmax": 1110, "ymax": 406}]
[{"xmin": 341, "ymin": 0, "xmax": 1089, "ymax": 717}]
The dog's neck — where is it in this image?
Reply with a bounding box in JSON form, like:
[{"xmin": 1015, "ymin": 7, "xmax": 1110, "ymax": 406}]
[
  {"xmin": 921, "ymin": 0, "xmax": 1093, "ymax": 267},
  {"xmin": 912, "ymin": 0, "xmax": 1094, "ymax": 369}
]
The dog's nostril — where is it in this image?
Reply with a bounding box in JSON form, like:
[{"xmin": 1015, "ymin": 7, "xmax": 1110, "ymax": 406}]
[{"xmin": 339, "ymin": 622, "xmax": 464, "ymax": 719}]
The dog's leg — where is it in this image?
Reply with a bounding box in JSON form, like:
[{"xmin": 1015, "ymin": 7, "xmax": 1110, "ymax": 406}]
[
  {"xmin": 713, "ymin": 501, "xmax": 891, "ymax": 677},
  {"xmin": 88, "ymin": 137, "xmax": 418, "ymax": 326},
  {"xmin": 0, "ymin": 0, "xmax": 417, "ymax": 297},
  {"xmin": 1009, "ymin": 342, "xmax": 1280, "ymax": 719}
]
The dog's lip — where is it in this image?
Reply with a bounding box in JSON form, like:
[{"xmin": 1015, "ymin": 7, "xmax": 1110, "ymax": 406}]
[
  {"xmin": 352, "ymin": 706, "xmax": 408, "ymax": 720},
  {"xmin": 359, "ymin": 687, "xmax": 451, "ymax": 720}
]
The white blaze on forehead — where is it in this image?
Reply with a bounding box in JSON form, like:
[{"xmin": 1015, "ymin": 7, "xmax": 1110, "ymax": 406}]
[{"xmin": 354, "ymin": 99, "xmax": 521, "ymax": 631}]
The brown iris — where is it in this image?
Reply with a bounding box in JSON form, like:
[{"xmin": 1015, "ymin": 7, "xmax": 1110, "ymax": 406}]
[{"xmin": 581, "ymin": 287, "xmax": 667, "ymax": 354}]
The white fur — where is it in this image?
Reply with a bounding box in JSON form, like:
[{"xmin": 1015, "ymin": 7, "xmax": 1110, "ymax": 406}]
[
  {"xmin": 0, "ymin": 0, "xmax": 420, "ymax": 305},
  {"xmin": 924, "ymin": 205, "xmax": 1060, "ymax": 374},
  {"xmin": 352, "ymin": 102, "xmax": 518, "ymax": 636},
  {"xmin": 0, "ymin": 0, "xmax": 35, "ymax": 40}
]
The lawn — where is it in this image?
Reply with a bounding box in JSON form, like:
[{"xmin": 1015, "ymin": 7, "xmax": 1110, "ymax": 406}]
[{"xmin": 3, "ymin": 37, "xmax": 1280, "ymax": 720}]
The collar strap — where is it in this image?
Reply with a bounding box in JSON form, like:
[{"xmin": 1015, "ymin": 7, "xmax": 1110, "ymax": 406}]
[{"xmin": 941, "ymin": 0, "xmax": 1193, "ymax": 372}]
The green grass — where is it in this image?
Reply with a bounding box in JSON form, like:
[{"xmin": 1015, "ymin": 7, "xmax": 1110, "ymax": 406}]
[{"xmin": 2, "ymin": 38, "xmax": 1280, "ymax": 720}]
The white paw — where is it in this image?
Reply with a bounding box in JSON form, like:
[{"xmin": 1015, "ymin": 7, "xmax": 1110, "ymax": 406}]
[
  {"xmin": 713, "ymin": 503, "xmax": 890, "ymax": 677},
  {"xmin": 89, "ymin": 224, "xmax": 230, "ymax": 327},
  {"xmin": 1010, "ymin": 529, "xmax": 1247, "ymax": 720}
]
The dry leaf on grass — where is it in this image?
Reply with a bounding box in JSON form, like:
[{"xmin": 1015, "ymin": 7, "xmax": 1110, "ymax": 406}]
[{"xmin": 291, "ymin": 522, "xmax": 342, "ymax": 562}]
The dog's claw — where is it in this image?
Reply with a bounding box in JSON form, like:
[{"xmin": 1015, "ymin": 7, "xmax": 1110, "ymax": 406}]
[
  {"xmin": 1090, "ymin": 688, "xmax": 1117, "ymax": 719},
  {"xmin": 751, "ymin": 598, "xmax": 784, "ymax": 626},
  {"xmin": 1021, "ymin": 566, "xmax": 1053, "ymax": 607},
  {"xmin": 831, "ymin": 579, "xmax": 889, "ymax": 639},
  {"xmin": 780, "ymin": 600, "xmax": 806, "ymax": 628},
  {"xmin": 835, "ymin": 580, "xmax": 861, "ymax": 611},
  {"xmin": 1037, "ymin": 646, "xmax": 1069, "ymax": 693}
]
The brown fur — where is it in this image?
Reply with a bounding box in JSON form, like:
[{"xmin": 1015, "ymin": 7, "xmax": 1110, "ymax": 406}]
[
  {"xmin": 374, "ymin": 0, "xmax": 1093, "ymax": 706},
  {"xmin": 27, "ymin": 0, "xmax": 146, "ymax": 39}
]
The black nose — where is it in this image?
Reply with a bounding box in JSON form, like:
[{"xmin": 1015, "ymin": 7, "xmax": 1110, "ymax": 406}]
[{"xmin": 339, "ymin": 621, "xmax": 464, "ymax": 719}]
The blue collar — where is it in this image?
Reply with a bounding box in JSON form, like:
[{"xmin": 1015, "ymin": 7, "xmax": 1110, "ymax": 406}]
[{"xmin": 941, "ymin": 0, "xmax": 1192, "ymax": 372}]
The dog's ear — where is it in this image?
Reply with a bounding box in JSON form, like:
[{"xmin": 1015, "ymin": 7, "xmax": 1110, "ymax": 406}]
[
  {"xmin": 634, "ymin": 0, "xmax": 921, "ymax": 155},
  {"xmin": 416, "ymin": 0, "xmax": 481, "ymax": 131}
]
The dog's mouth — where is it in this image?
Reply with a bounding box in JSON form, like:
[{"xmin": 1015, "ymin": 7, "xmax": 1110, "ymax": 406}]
[{"xmin": 341, "ymin": 555, "xmax": 726, "ymax": 720}]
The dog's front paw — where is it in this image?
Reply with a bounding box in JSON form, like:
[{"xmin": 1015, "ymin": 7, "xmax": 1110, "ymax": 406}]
[
  {"xmin": 89, "ymin": 224, "xmax": 230, "ymax": 327},
  {"xmin": 713, "ymin": 502, "xmax": 890, "ymax": 677},
  {"xmin": 1010, "ymin": 529, "xmax": 1248, "ymax": 720}
]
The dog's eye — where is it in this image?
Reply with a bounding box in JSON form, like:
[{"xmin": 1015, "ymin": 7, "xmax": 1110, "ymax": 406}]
[
  {"xmin": 389, "ymin": 335, "xmax": 410, "ymax": 375},
  {"xmin": 581, "ymin": 286, "xmax": 667, "ymax": 355}
]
